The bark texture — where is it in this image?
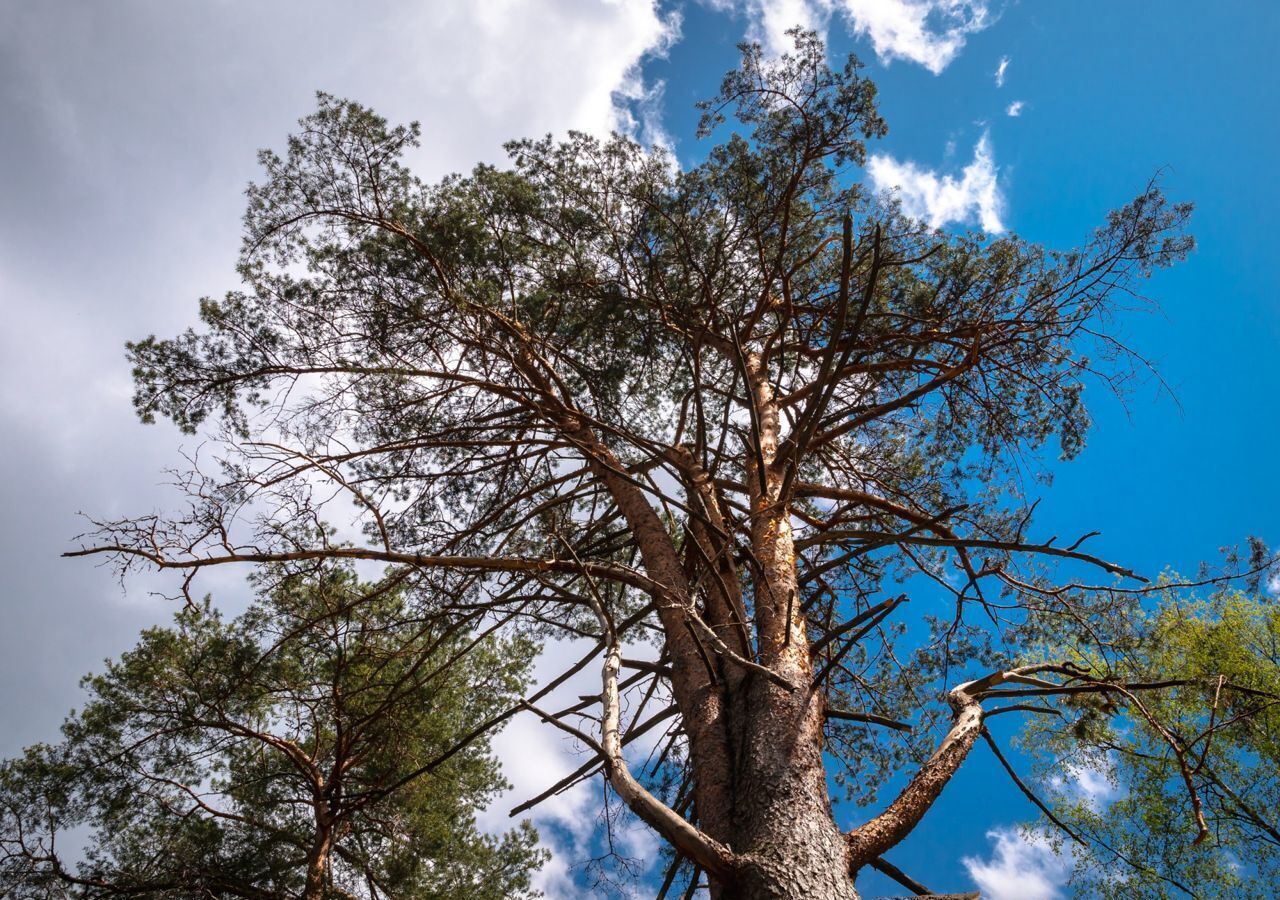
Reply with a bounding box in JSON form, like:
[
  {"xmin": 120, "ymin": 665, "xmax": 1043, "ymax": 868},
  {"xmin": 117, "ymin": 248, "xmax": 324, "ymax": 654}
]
[{"xmin": 709, "ymin": 357, "xmax": 860, "ymax": 899}]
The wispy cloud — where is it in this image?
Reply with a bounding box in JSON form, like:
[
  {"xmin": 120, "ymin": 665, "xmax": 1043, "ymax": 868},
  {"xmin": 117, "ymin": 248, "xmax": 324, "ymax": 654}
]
[
  {"xmin": 995, "ymin": 54, "xmax": 1010, "ymax": 87},
  {"xmin": 867, "ymin": 131, "xmax": 1005, "ymax": 231},
  {"xmin": 963, "ymin": 828, "xmax": 1072, "ymax": 900},
  {"xmin": 1051, "ymin": 752, "xmax": 1123, "ymax": 812},
  {"xmin": 1007, "ymin": 99, "xmax": 1024, "ymax": 116},
  {"xmin": 715, "ymin": 0, "xmax": 996, "ymax": 73},
  {"xmin": 613, "ymin": 73, "xmax": 676, "ymax": 150}
]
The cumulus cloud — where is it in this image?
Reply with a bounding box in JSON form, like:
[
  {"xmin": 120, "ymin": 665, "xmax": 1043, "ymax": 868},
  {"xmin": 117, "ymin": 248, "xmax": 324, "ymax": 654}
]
[
  {"xmin": 867, "ymin": 131, "xmax": 1005, "ymax": 231},
  {"xmin": 718, "ymin": 0, "xmax": 996, "ymax": 73},
  {"xmin": 995, "ymin": 54, "xmax": 1010, "ymax": 86},
  {"xmin": 738, "ymin": 0, "xmax": 829, "ymax": 55},
  {"xmin": 1007, "ymin": 100, "xmax": 1025, "ymax": 116},
  {"xmin": 835, "ymin": 0, "xmax": 994, "ymax": 73},
  {"xmin": 379, "ymin": 0, "xmax": 681, "ymax": 163},
  {"xmin": 963, "ymin": 828, "xmax": 1072, "ymax": 900},
  {"xmin": 966, "ymin": 758, "xmax": 1121, "ymax": 900}
]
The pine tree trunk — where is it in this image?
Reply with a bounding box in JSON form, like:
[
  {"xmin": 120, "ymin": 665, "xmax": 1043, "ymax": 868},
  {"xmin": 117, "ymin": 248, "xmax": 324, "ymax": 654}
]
[
  {"xmin": 302, "ymin": 825, "xmax": 333, "ymax": 900},
  {"xmin": 575, "ymin": 365, "xmax": 865, "ymax": 898},
  {"xmin": 713, "ymin": 359, "xmax": 859, "ymax": 900},
  {"xmin": 723, "ymin": 677, "xmax": 859, "ymax": 900}
]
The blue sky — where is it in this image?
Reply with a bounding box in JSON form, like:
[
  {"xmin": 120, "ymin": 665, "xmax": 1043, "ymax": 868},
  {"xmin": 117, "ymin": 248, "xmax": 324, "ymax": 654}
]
[
  {"xmin": 1, "ymin": 1, "xmax": 1277, "ymax": 896},
  {"xmin": 581, "ymin": 4, "xmax": 1280, "ymax": 890},
  {"xmin": 674, "ymin": 4, "xmax": 1280, "ymax": 896},
  {"xmin": 650, "ymin": 3, "xmax": 1280, "ymax": 896}
]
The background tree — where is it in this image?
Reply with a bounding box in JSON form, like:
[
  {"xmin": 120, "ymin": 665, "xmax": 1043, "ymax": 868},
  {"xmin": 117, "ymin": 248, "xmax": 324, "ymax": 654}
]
[
  {"xmin": 0, "ymin": 564, "xmax": 544, "ymax": 898},
  {"xmin": 67, "ymin": 30, "xmax": 1258, "ymax": 899},
  {"xmin": 1005, "ymin": 586, "xmax": 1280, "ymax": 898}
]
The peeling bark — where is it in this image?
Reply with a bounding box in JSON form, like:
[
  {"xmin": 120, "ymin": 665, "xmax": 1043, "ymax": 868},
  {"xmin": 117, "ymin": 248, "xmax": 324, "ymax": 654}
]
[{"xmin": 847, "ymin": 690, "xmax": 984, "ymax": 869}]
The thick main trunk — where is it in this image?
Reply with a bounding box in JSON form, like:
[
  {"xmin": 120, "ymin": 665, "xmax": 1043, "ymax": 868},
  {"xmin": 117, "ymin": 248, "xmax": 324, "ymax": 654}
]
[
  {"xmin": 717, "ymin": 503, "xmax": 856, "ymax": 899},
  {"xmin": 712, "ymin": 358, "xmax": 858, "ymax": 900},
  {"xmin": 546, "ymin": 364, "xmax": 863, "ymax": 897},
  {"xmin": 723, "ymin": 677, "xmax": 858, "ymax": 900},
  {"xmin": 302, "ymin": 825, "xmax": 333, "ymax": 900}
]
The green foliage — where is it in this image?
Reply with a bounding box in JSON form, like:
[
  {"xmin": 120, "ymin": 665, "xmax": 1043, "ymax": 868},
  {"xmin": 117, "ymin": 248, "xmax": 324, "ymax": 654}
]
[
  {"xmin": 0, "ymin": 566, "xmax": 544, "ymax": 898},
  {"xmin": 1014, "ymin": 590, "xmax": 1280, "ymax": 898}
]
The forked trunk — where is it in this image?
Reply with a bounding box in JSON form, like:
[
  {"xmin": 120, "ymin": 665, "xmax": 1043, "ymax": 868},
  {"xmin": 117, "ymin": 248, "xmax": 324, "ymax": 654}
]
[{"xmin": 715, "ymin": 365, "xmax": 859, "ymax": 900}]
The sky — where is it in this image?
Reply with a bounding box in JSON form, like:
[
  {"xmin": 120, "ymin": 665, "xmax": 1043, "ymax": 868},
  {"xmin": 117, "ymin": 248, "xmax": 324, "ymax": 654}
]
[{"xmin": 1, "ymin": 1, "xmax": 1278, "ymax": 897}]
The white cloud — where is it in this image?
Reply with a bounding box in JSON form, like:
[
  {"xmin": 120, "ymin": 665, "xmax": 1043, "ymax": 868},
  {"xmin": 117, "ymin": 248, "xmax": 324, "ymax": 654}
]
[
  {"xmin": 478, "ymin": 639, "xmax": 601, "ymax": 896},
  {"xmin": 613, "ymin": 73, "xmax": 676, "ymax": 150},
  {"xmin": 995, "ymin": 54, "xmax": 1010, "ymax": 87},
  {"xmin": 616, "ymin": 814, "xmax": 662, "ymax": 865},
  {"xmin": 867, "ymin": 131, "xmax": 1005, "ymax": 231},
  {"xmin": 720, "ymin": 0, "xmax": 996, "ymax": 73},
  {"xmin": 834, "ymin": 0, "xmax": 994, "ymax": 73},
  {"xmin": 1052, "ymin": 753, "xmax": 1123, "ymax": 813},
  {"xmin": 963, "ymin": 827, "xmax": 1072, "ymax": 900},
  {"xmin": 1070, "ymin": 765, "xmax": 1119, "ymax": 812},
  {"xmin": 967, "ymin": 759, "xmax": 1119, "ymax": 900},
  {"xmin": 1, "ymin": 1, "xmax": 680, "ymax": 195},
  {"xmin": 380, "ymin": 0, "xmax": 682, "ymax": 166},
  {"xmin": 1007, "ymin": 100, "xmax": 1025, "ymax": 117},
  {"xmin": 746, "ymin": 0, "xmax": 830, "ymax": 55}
]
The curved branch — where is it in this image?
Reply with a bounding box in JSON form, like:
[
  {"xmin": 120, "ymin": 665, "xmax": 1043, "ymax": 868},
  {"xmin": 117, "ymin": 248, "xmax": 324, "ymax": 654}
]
[
  {"xmin": 573, "ymin": 559, "xmax": 738, "ymax": 880},
  {"xmin": 845, "ymin": 664, "xmax": 1079, "ymax": 870}
]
